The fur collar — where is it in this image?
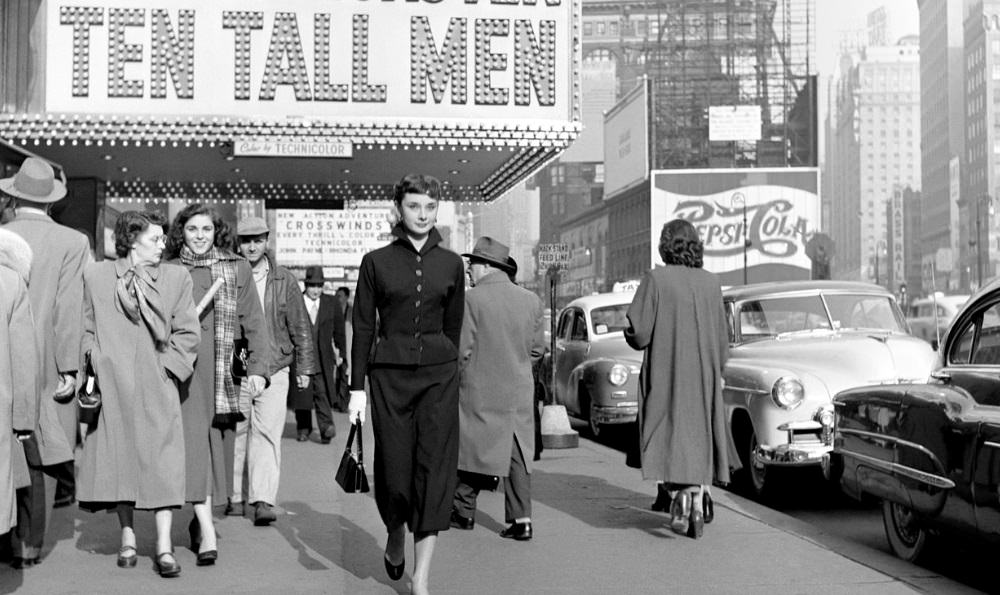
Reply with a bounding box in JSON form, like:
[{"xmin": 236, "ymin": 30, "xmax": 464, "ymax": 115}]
[{"xmin": 0, "ymin": 228, "xmax": 32, "ymax": 281}]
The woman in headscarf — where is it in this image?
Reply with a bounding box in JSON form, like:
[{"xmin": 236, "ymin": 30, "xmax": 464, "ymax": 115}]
[
  {"xmin": 166, "ymin": 204, "xmax": 269, "ymax": 566},
  {"xmin": 625, "ymin": 218, "xmax": 732, "ymax": 539},
  {"xmin": 75, "ymin": 211, "xmax": 200, "ymax": 576}
]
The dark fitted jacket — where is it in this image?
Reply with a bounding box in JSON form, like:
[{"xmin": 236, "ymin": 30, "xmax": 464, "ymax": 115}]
[
  {"xmin": 261, "ymin": 253, "xmax": 316, "ymax": 377},
  {"xmin": 287, "ymin": 293, "xmax": 346, "ymax": 410},
  {"xmin": 351, "ymin": 225, "xmax": 465, "ymax": 390}
]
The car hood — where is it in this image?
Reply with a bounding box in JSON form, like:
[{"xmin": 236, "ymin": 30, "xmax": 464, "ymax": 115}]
[{"xmin": 730, "ymin": 331, "xmax": 935, "ymax": 387}]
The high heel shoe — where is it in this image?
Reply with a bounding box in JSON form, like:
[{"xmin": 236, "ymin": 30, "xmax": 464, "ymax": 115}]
[
  {"xmin": 704, "ymin": 490, "xmax": 714, "ymax": 524},
  {"xmin": 669, "ymin": 491, "xmax": 690, "ymax": 535},
  {"xmin": 687, "ymin": 505, "xmax": 704, "ymax": 539},
  {"xmin": 651, "ymin": 483, "xmax": 672, "ymax": 512},
  {"xmin": 384, "ymin": 553, "xmax": 404, "ymax": 581}
]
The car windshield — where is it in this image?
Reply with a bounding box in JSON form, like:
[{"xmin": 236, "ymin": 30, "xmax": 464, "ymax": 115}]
[
  {"xmin": 590, "ymin": 304, "xmax": 630, "ymax": 335},
  {"xmin": 737, "ymin": 293, "xmax": 905, "ymax": 340}
]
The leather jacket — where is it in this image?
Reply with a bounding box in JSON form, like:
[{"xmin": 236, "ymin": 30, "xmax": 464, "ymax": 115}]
[{"xmin": 260, "ymin": 254, "xmax": 316, "ymax": 377}]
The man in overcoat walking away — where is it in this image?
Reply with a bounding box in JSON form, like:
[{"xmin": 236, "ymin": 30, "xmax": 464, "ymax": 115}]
[
  {"xmin": 288, "ymin": 266, "xmax": 346, "ymax": 444},
  {"xmin": 451, "ymin": 237, "xmax": 546, "ymax": 540},
  {"xmin": 2, "ymin": 158, "xmax": 90, "ymax": 567}
]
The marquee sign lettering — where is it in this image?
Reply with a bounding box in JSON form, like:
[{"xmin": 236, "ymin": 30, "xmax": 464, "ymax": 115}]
[{"xmin": 45, "ymin": 1, "xmax": 574, "ymax": 119}]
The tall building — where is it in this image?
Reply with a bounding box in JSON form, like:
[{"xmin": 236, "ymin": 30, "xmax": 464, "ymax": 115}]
[
  {"xmin": 826, "ymin": 38, "xmax": 921, "ymax": 285},
  {"xmin": 962, "ymin": 0, "xmax": 1000, "ymax": 289},
  {"xmin": 917, "ymin": 0, "xmax": 968, "ymax": 289}
]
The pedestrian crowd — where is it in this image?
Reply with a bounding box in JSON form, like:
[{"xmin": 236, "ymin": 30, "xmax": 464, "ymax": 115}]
[{"xmin": 0, "ymin": 161, "xmax": 731, "ymax": 594}]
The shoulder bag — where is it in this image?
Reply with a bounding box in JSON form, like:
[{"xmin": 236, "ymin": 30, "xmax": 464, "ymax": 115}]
[{"xmin": 335, "ymin": 420, "xmax": 370, "ymax": 493}]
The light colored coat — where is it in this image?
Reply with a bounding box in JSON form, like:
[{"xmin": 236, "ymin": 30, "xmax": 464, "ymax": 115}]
[
  {"xmin": 458, "ymin": 271, "xmax": 545, "ymax": 476},
  {"xmin": 0, "ymin": 229, "xmax": 38, "ymax": 532},
  {"xmin": 625, "ymin": 265, "xmax": 732, "ymax": 485},
  {"xmin": 76, "ymin": 261, "xmax": 199, "ymax": 509},
  {"xmin": 4, "ymin": 210, "xmax": 90, "ymax": 465}
]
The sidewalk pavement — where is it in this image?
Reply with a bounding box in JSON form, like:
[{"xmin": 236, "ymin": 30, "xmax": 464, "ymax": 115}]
[{"xmin": 0, "ymin": 411, "xmax": 980, "ymax": 595}]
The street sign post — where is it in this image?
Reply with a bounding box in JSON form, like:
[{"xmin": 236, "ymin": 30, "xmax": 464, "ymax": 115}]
[{"xmin": 537, "ymin": 242, "xmax": 578, "ymax": 449}]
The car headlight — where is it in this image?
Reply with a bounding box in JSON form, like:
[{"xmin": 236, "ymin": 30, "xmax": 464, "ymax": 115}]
[
  {"xmin": 608, "ymin": 364, "xmax": 629, "ymax": 386},
  {"xmin": 771, "ymin": 376, "xmax": 805, "ymax": 410}
]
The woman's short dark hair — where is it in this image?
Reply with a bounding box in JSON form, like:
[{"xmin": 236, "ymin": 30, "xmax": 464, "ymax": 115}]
[
  {"xmin": 114, "ymin": 210, "xmax": 167, "ymax": 258},
  {"xmin": 165, "ymin": 203, "xmax": 236, "ymax": 258},
  {"xmin": 393, "ymin": 174, "xmax": 441, "ymax": 205},
  {"xmin": 658, "ymin": 219, "xmax": 704, "ymax": 268}
]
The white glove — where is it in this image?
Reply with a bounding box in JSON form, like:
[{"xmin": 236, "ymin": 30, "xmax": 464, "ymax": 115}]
[{"xmin": 348, "ymin": 390, "xmax": 367, "ymax": 425}]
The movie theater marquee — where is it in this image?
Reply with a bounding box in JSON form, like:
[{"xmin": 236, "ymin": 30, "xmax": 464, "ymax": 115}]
[{"xmin": 45, "ymin": 0, "xmax": 575, "ymax": 121}]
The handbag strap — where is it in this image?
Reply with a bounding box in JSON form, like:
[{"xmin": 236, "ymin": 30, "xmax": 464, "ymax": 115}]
[
  {"xmin": 344, "ymin": 421, "xmax": 358, "ymax": 455},
  {"xmin": 354, "ymin": 420, "xmax": 364, "ymax": 462}
]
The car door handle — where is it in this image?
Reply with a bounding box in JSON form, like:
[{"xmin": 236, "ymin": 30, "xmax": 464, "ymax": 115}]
[{"xmin": 930, "ymin": 371, "xmax": 951, "ymax": 382}]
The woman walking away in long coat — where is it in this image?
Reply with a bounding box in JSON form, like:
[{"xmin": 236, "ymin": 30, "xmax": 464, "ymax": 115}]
[
  {"xmin": 166, "ymin": 204, "xmax": 269, "ymax": 567},
  {"xmin": 625, "ymin": 218, "xmax": 732, "ymax": 539},
  {"xmin": 0, "ymin": 229, "xmax": 38, "ymax": 536},
  {"xmin": 76, "ymin": 211, "xmax": 200, "ymax": 576}
]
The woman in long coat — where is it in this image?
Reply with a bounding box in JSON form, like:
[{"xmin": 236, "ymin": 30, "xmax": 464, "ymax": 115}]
[
  {"xmin": 166, "ymin": 204, "xmax": 269, "ymax": 565},
  {"xmin": 0, "ymin": 229, "xmax": 37, "ymax": 536},
  {"xmin": 76, "ymin": 211, "xmax": 200, "ymax": 576},
  {"xmin": 625, "ymin": 218, "xmax": 732, "ymax": 539}
]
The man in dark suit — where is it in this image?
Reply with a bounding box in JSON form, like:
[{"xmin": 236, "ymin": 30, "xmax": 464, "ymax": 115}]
[{"xmin": 288, "ymin": 266, "xmax": 347, "ymax": 444}]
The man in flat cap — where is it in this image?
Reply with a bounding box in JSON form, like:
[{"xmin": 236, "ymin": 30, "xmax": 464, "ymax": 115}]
[
  {"xmin": 2, "ymin": 157, "xmax": 90, "ymax": 567},
  {"xmin": 233, "ymin": 217, "xmax": 315, "ymax": 525},
  {"xmin": 451, "ymin": 237, "xmax": 545, "ymax": 541},
  {"xmin": 287, "ymin": 266, "xmax": 346, "ymax": 444}
]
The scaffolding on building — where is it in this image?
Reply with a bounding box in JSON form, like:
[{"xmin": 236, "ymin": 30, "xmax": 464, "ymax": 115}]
[{"xmin": 614, "ymin": 0, "xmax": 816, "ymax": 169}]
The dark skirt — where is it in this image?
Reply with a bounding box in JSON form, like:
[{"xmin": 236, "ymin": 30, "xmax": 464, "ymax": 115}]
[{"xmin": 369, "ymin": 361, "xmax": 459, "ymax": 533}]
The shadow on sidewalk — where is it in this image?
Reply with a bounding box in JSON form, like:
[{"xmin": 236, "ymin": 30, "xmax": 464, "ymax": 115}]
[
  {"xmin": 531, "ymin": 470, "xmax": 685, "ymax": 538},
  {"xmin": 275, "ymin": 500, "xmax": 407, "ymax": 593}
]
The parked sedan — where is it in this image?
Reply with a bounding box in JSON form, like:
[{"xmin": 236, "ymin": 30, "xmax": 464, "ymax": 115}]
[
  {"xmin": 723, "ymin": 281, "xmax": 936, "ymax": 499},
  {"xmin": 834, "ymin": 278, "xmax": 1000, "ymax": 562},
  {"xmin": 550, "ymin": 292, "xmax": 639, "ymax": 435},
  {"xmin": 905, "ymin": 294, "xmax": 969, "ymax": 348}
]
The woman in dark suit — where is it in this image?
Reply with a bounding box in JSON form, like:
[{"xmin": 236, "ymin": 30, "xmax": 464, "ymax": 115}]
[
  {"xmin": 348, "ymin": 174, "xmax": 465, "ymax": 595},
  {"xmin": 165, "ymin": 204, "xmax": 269, "ymax": 566}
]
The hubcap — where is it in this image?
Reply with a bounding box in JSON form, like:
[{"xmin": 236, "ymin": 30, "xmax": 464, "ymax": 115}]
[{"xmin": 891, "ymin": 503, "xmax": 920, "ymax": 546}]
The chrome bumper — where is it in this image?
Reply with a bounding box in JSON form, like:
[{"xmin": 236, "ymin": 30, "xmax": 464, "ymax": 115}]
[
  {"xmin": 592, "ymin": 403, "xmax": 638, "ymax": 425},
  {"xmin": 754, "ymin": 420, "xmax": 833, "ymax": 467}
]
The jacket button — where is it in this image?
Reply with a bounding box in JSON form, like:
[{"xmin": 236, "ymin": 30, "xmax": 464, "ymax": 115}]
[
  {"xmin": 415, "ymin": 300, "xmax": 421, "ymax": 307},
  {"xmin": 416, "ymin": 284, "xmax": 422, "ymax": 292},
  {"xmin": 416, "ymin": 256, "xmax": 422, "ymax": 263},
  {"xmin": 201, "ymin": 324, "xmax": 209, "ymax": 331},
  {"xmin": 414, "ymin": 316, "xmax": 420, "ymax": 323},
  {"xmin": 416, "ymin": 270, "xmax": 423, "ymax": 277},
  {"xmin": 414, "ymin": 331, "xmax": 421, "ymax": 338}
]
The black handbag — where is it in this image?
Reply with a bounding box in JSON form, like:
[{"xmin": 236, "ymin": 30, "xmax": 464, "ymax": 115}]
[
  {"xmin": 77, "ymin": 352, "xmax": 101, "ymax": 427},
  {"xmin": 335, "ymin": 421, "xmax": 370, "ymax": 493},
  {"xmin": 231, "ymin": 335, "xmax": 249, "ymax": 381}
]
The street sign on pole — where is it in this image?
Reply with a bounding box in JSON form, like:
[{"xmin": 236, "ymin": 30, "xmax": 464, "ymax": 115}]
[{"xmin": 538, "ymin": 243, "xmax": 570, "ymax": 270}]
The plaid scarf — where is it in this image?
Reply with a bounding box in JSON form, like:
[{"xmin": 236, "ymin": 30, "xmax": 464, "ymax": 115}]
[
  {"xmin": 180, "ymin": 245, "xmax": 244, "ymax": 424},
  {"xmin": 115, "ymin": 263, "xmax": 169, "ymax": 350}
]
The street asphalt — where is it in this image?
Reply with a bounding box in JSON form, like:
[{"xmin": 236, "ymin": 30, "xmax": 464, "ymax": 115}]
[{"xmin": 0, "ymin": 410, "xmax": 983, "ymax": 594}]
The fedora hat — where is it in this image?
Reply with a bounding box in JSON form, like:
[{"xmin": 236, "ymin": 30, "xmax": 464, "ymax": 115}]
[
  {"xmin": 237, "ymin": 216, "xmax": 269, "ymax": 237},
  {"xmin": 462, "ymin": 236, "xmax": 513, "ymax": 272},
  {"xmin": 304, "ymin": 265, "xmax": 327, "ymax": 285},
  {"xmin": 0, "ymin": 157, "xmax": 66, "ymax": 203}
]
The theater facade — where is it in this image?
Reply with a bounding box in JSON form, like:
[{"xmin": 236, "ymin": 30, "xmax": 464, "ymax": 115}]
[{"xmin": 0, "ymin": 0, "xmax": 580, "ymax": 270}]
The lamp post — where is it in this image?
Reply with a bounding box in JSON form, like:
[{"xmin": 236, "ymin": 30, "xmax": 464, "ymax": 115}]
[
  {"xmin": 974, "ymin": 195, "xmax": 995, "ymax": 289},
  {"xmin": 731, "ymin": 193, "xmax": 750, "ymax": 285}
]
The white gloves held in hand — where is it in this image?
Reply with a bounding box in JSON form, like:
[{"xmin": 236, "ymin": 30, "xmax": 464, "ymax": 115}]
[{"xmin": 348, "ymin": 390, "xmax": 368, "ymax": 425}]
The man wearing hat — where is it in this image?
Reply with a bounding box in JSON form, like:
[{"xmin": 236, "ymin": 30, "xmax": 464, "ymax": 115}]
[
  {"xmin": 451, "ymin": 237, "xmax": 545, "ymax": 541},
  {"xmin": 2, "ymin": 157, "xmax": 90, "ymax": 566},
  {"xmin": 233, "ymin": 217, "xmax": 316, "ymax": 525},
  {"xmin": 287, "ymin": 266, "xmax": 346, "ymax": 444}
]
